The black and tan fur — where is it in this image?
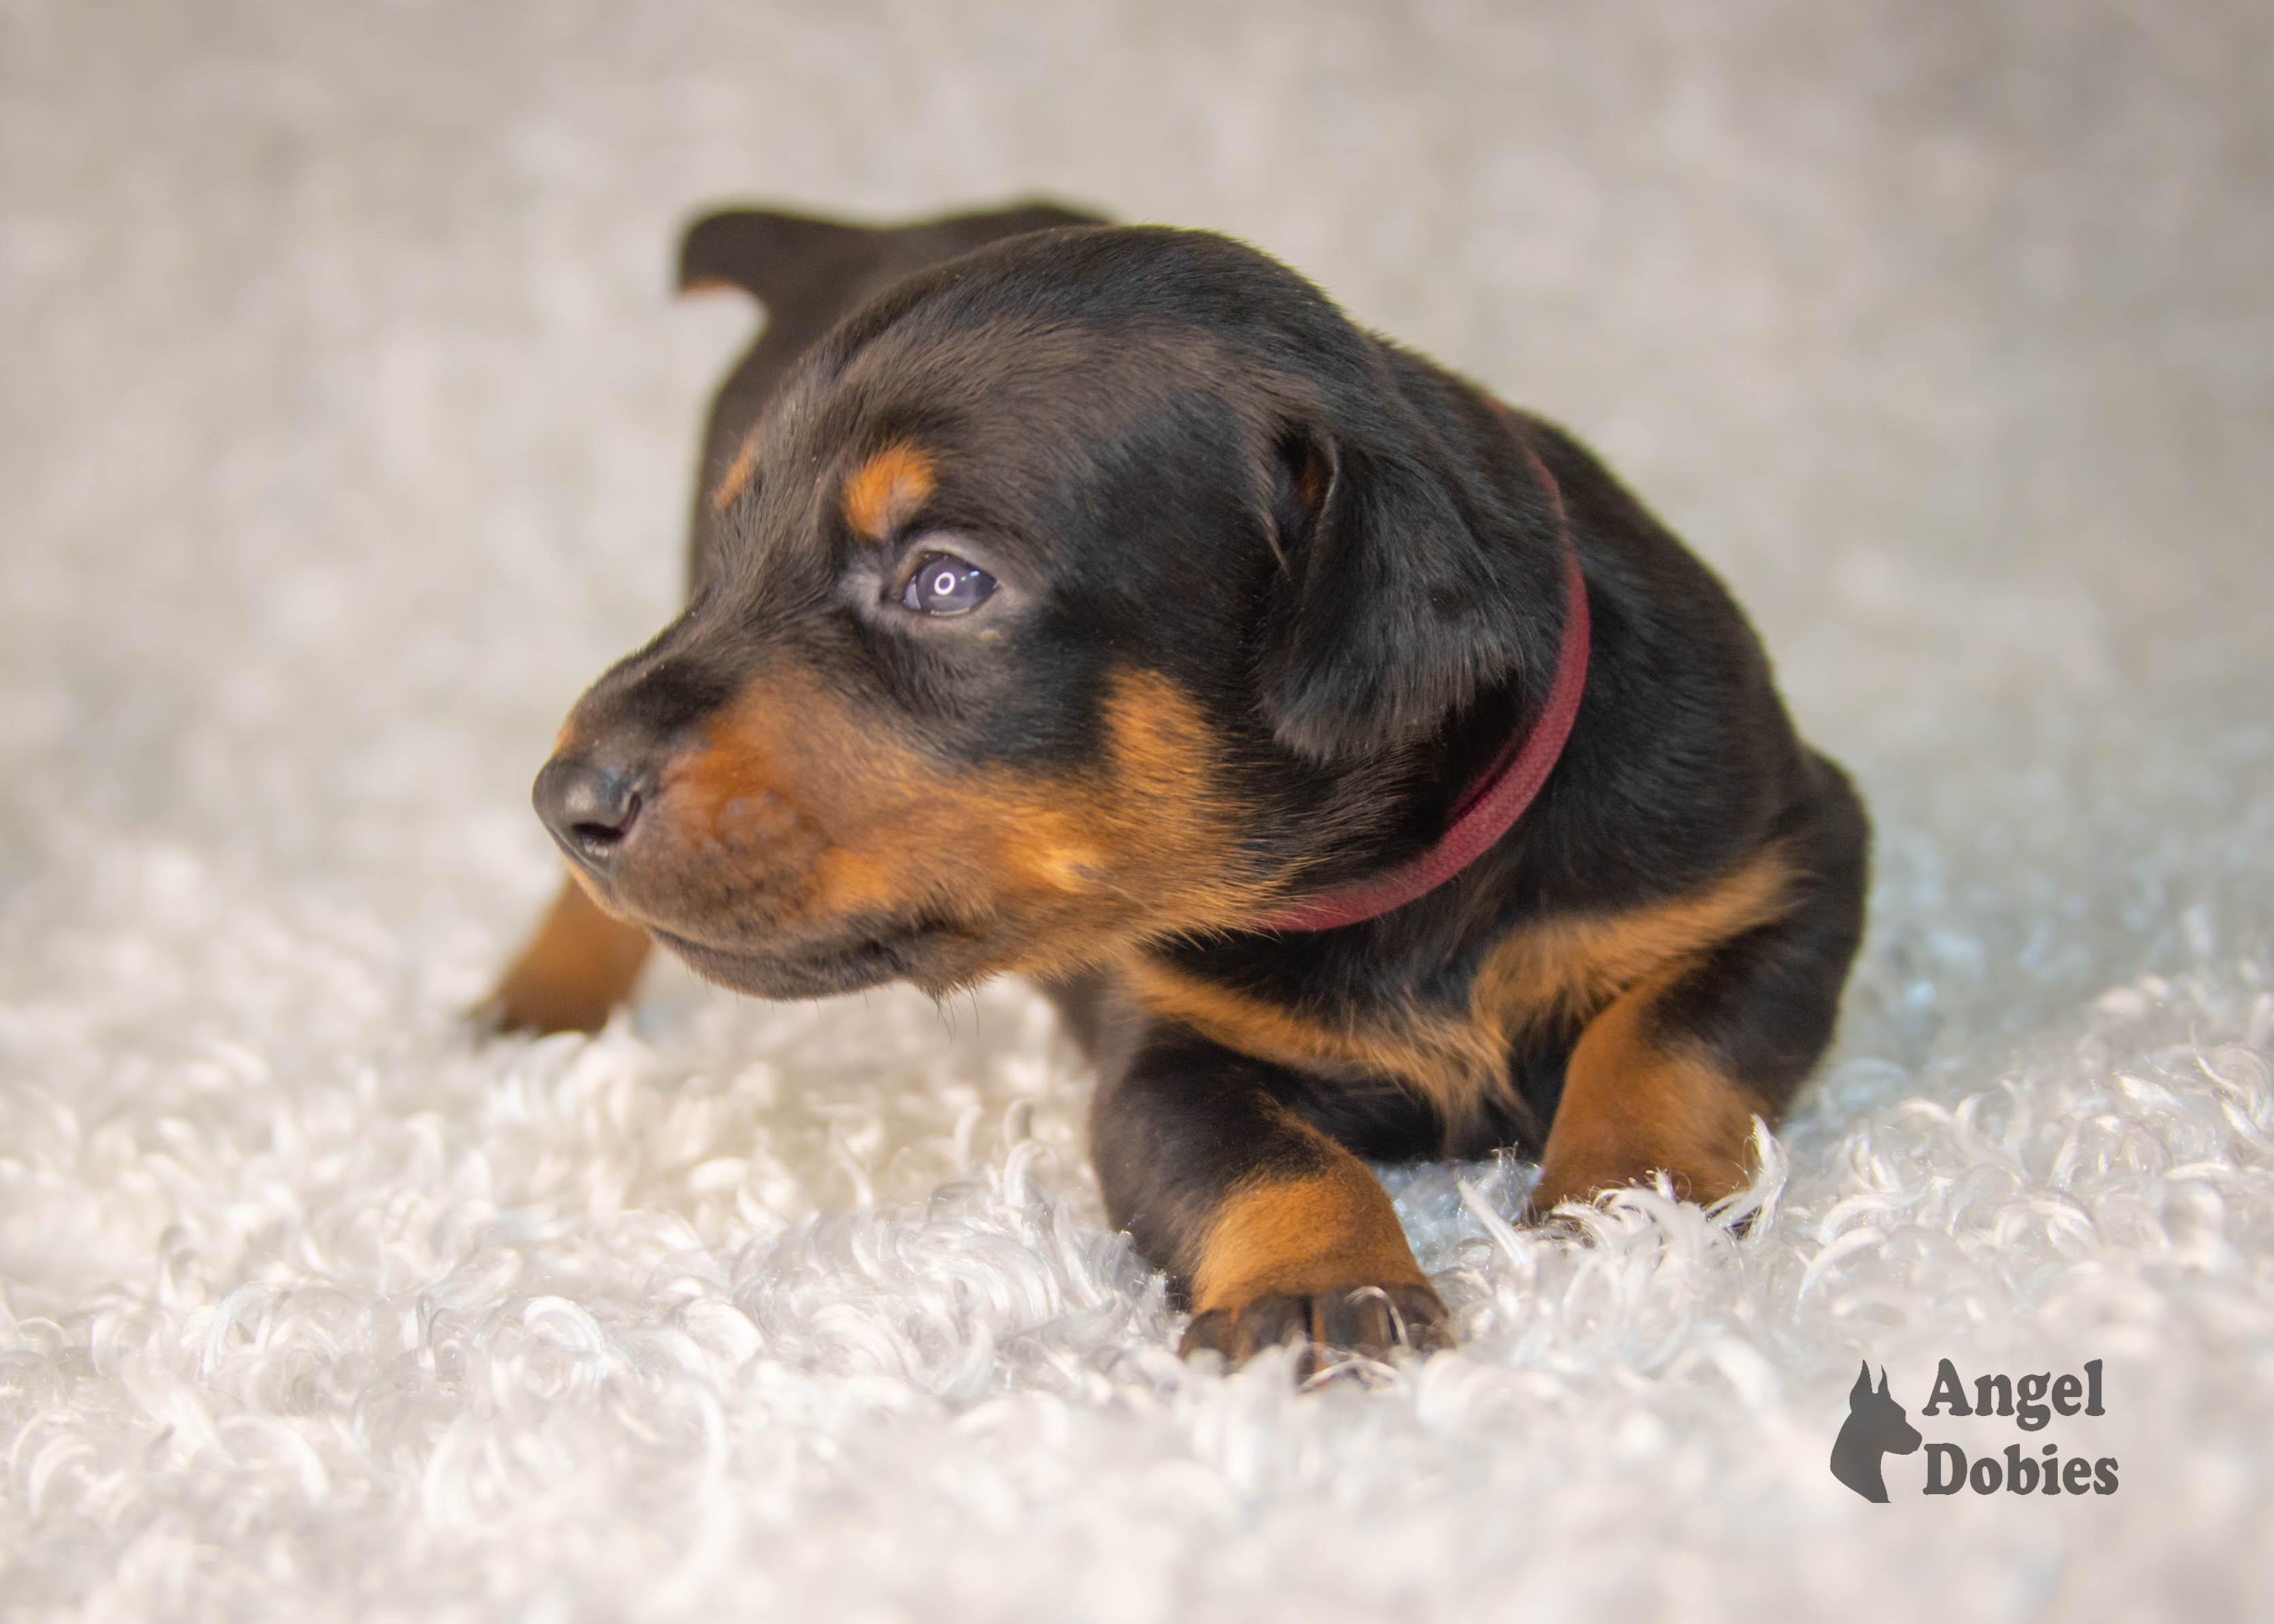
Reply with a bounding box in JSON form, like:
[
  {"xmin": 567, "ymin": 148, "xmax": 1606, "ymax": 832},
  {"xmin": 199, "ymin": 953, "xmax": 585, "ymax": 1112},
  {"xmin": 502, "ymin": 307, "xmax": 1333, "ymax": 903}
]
[{"xmin": 484, "ymin": 204, "xmax": 1869, "ymax": 1368}]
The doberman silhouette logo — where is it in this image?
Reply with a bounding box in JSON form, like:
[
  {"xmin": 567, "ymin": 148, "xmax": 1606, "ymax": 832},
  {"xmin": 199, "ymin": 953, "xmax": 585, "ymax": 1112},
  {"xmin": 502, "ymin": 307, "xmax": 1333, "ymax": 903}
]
[{"xmin": 1831, "ymin": 1362, "xmax": 1922, "ymax": 1502}]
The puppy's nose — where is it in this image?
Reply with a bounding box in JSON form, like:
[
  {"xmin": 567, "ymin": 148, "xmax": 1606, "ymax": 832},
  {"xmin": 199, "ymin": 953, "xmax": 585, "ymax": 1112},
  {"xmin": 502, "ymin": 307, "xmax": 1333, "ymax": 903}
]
[{"xmin": 534, "ymin": 754, "xmax": 649, "ymax": 871}]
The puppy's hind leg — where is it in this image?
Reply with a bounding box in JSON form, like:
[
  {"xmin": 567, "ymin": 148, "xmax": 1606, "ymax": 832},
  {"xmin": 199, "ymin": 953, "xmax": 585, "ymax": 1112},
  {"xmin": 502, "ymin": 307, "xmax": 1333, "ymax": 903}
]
[{"xmin": 1528, "ymin": 759, "xmax": 1868, "ymax": 1215}]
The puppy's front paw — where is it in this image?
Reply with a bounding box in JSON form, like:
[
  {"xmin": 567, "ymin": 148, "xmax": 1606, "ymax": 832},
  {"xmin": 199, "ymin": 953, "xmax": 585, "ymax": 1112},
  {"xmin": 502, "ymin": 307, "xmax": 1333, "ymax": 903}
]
[
  {"xmin": 473, "ymin": 880, "xmax": 651, "ymax": 1038},
  {"xmin": 1179, "ymin": 1281, "xmax": 1451, "ymax": 1374},
  {"xmin": 468, "ymin": 969, "xmax": 615, "ymax": 1038}
]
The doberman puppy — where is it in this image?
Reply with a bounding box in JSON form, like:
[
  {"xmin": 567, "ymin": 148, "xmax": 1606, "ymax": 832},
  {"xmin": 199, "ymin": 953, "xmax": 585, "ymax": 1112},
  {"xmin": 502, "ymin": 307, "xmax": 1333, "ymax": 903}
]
[{"xmin": 484, "ymin": 204, "xmax": 1869, "ymax": 1368}]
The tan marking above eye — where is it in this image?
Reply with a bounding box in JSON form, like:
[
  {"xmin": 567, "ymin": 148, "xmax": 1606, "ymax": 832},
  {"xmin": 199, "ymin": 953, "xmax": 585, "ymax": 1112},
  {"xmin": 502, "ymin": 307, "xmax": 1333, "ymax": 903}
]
[{"xmin": 840, "ymin": 441, "xmax": 937, "ymax": 540}]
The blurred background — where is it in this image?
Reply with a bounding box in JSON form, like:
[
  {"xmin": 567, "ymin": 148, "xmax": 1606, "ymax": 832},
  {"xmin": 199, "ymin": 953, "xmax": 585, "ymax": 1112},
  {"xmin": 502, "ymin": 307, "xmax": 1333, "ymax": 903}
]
[{"xmin": 2, "ymin": 3, "xmax": 2273, "ymax": 1614}]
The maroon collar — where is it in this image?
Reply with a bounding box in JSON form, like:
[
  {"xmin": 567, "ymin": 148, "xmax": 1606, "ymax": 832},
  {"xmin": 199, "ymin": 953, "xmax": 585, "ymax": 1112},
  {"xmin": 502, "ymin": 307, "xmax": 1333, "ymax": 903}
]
[{"xmin": 1258, "ymin": 430, "xmax": 1589, "ymax": 933}]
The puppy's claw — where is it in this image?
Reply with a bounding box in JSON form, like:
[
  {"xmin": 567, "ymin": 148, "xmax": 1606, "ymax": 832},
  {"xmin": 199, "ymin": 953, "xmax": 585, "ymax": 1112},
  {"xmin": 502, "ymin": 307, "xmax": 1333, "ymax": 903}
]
[{"xmin": 1179, "ymin": 1282, "xmax": 1451, "ymax": 1376}]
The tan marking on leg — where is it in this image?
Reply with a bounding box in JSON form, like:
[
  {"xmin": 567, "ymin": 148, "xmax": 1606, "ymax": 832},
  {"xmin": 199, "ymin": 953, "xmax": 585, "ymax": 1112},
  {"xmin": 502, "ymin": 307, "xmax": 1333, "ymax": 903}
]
[
  {"xmin": 840, "ymin": 442, "xmax": 936, "ymax": 540},
  {"xmin": 1191, "ymin": 1150, "xmax": 1427, "ymax": 1316},
  {"xmin": 1528, "ymin": 969, "xmax": 1770, "ymax": 1213},
  {"xmin": 479, "ymin": 876, "xmax": 653, "ymax": 1035}
]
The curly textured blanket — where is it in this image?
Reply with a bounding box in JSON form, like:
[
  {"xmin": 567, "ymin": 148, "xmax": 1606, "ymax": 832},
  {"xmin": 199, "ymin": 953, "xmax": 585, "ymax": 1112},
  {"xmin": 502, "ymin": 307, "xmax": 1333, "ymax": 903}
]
[{"xmin": 3, "ymin": 3, "xmax": 2271, "ymax": 1619}]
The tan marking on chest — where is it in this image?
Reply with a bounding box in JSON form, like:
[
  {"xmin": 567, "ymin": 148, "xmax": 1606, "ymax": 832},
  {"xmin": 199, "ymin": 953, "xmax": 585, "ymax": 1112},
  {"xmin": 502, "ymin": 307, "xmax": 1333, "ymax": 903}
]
[
  {"xmin": 1468, "ymin": 846, "xmax": 1795, "ymax": 1032},
  {"xmin": 1124, "ymin": 847, "xmax": 1796, "ymax": 1137},
  {"xmin": 1120, "ymin": 957, "xmax": 1504, "ymax": 1113}
]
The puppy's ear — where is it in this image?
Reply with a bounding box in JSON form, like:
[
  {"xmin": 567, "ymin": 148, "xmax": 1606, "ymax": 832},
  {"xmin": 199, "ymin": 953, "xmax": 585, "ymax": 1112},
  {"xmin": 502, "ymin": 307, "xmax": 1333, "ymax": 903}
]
[
  {"xmin": 677, "ymin": 210, "xmax": 869, "ymax": 310},
  {"xmin": 677, "ymin": 202, "xmax": 1105, "ymax": 320},
  {"xmin": 1255, "ymin": 417, "xmax": 1558, "ymax": 763}
]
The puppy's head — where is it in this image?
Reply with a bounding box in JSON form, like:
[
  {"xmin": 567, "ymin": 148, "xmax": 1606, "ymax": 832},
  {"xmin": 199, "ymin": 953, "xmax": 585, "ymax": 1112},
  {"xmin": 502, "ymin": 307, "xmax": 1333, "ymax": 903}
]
[{"xmin": 536, "ymin": 226, "xmax": 1566, "ymax": 998}]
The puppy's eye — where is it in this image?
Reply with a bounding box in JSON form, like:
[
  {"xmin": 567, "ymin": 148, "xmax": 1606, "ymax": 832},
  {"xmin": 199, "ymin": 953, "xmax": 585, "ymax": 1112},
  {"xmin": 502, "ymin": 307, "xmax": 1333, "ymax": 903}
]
[{"xmin": 900, "ymin": 552, "xmax": 997, "ymax": 616}]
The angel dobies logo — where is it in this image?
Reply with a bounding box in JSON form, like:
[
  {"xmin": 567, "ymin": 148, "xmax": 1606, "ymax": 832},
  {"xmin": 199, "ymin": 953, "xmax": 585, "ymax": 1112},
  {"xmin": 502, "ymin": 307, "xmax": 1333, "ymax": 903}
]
[
  {"xmin": 1831, "ymin": 1360, "xmax": 2119, "ymax": 1501},
  {"xmin": 1830, "ymin": 1365, "xmax": 1920, "ymax": 1502}
]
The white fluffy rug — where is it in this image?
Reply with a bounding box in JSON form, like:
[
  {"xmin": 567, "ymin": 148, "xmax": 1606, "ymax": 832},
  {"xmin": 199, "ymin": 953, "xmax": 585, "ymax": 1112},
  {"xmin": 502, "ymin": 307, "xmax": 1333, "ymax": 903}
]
[{"xmin": 5, "ymin": 2, "xmax": 2273, "ymax": 1619}]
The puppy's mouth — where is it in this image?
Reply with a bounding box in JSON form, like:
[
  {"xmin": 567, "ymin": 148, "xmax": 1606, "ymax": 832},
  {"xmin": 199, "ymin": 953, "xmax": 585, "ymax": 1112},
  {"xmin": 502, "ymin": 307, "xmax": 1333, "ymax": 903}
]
[{"xmin": 647, "ymin": 912, "xmax": 993, "ymax": 999}]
